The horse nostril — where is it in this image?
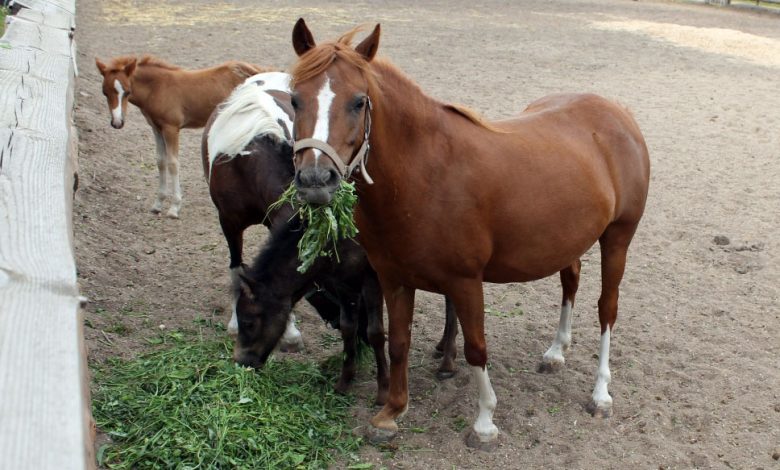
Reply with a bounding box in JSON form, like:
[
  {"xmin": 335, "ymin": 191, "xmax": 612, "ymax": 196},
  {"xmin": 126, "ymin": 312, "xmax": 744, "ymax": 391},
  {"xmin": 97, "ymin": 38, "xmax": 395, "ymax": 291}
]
[{"xmin": 326, "ymin": 168, "xmax": 340, "ymax": 185}]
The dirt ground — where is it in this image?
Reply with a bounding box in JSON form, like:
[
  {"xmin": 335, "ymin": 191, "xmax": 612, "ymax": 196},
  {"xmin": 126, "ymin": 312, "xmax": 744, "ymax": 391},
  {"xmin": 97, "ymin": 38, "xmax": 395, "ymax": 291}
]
[{"xmin": 73, "ymin": 0, "xmax": 780, "ymax": 468}]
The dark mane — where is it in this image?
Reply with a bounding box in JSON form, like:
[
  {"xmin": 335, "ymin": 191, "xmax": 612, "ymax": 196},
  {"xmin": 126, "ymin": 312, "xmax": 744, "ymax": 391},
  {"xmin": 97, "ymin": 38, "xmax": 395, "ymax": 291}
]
[{"xmin": 245, "ymin": 217, "xmax": 305, "ymax": 285}]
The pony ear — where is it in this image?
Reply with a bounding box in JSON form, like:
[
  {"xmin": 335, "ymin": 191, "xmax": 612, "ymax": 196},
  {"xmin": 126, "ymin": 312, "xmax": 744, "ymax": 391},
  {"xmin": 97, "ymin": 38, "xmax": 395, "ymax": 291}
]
[
  {"xmin": 123, "ymin": 58, "xmax": 137, "ymax": 77},
  {"xmin": 355, "ymin": 24, "xmax": 381, "ymax": 62},
  {"xmin": 292, "ymin": 18, "xmax": 316, "ymax": 57},
  {"xmin": 95, "ymin": 58, "xmax": 108, "ymax": 75},
  {"xmin": 237, "ymin": 273, "xmax": 255, "ymax": 301}
]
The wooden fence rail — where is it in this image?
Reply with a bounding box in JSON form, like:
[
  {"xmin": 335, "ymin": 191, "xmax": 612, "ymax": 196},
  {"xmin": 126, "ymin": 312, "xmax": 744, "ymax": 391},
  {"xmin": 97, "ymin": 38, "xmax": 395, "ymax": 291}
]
[{"xmin": 0, "ymin": 0, "xmax": 93, "ymax": 468}]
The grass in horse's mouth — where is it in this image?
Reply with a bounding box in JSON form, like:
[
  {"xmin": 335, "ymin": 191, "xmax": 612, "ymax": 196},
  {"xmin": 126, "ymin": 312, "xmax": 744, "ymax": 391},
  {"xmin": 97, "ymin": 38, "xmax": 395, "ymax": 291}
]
[
  {"xmin": 91, "ymin": 326, "xmax": 362, "ymax": 469},
  {"xmin": 270, "ymin": 181, "xmax": 359, "ymax": 273}
]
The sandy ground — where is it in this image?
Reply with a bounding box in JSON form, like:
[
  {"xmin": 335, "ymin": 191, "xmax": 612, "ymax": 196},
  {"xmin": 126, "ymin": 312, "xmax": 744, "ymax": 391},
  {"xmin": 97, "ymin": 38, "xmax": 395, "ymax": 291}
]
[{"xmin": 73, "ymin": 0, "xmax": 780, "ymax": 468}]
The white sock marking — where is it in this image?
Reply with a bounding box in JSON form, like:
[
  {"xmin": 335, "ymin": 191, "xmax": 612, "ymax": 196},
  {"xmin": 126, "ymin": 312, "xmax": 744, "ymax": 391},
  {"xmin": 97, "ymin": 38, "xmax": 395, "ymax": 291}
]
[
  {"xmin": 471, "ymin": 365, "xmax": 499, "ymax": 442},
  {"xmin": 281, "ymin": 313, "xmax": 303, "ymax": 348},
  {"xmin": 543, "ymin": 300, "xmax": 573, "ymax": 365},
  {"xmin": 311, "ymin": 77, "xmax": 335, "ymax": 164},
  {"xmin": 227, "ymin": 267, "xmax": 242, "ymax": 336},
  {"xmin": 591, "ymin": 328, "xmax": 613, "ymax": 409},
  {"xmin": 111, "ymin": 79, "xmax": 125, "ymax": 125}
]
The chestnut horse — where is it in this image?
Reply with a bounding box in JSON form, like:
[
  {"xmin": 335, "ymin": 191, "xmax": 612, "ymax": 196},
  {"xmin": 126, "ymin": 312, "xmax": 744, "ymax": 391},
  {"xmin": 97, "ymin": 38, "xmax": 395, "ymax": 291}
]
[
  {"xmin": 95, "ymin": 55, "xmax": 267, "ymax": 218},
  {"xmin": 289, "ymin": 20, "xmax": 650, "ymax": 447}
]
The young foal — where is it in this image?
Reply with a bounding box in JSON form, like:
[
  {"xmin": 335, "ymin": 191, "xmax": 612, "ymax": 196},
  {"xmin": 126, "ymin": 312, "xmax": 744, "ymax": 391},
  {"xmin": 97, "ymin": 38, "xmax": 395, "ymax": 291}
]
[
  {"xmin": 233, "ymin": 217, "xmax": 389, "ymax": 404},
  {"xmin": 203, "ymin": 72, "xmax": 459, "ymax": 375},
  {"xmin": 289, "ymin": 21, "xmax": 650, "ymax": 447},
  {"xmin": 95, "ymin": 55, "xmax": 267, "ymax": 218}
]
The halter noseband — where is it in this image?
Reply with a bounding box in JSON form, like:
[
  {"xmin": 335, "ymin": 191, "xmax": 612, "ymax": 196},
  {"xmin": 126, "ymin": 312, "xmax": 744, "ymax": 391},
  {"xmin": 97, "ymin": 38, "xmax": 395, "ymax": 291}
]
[{"xmin": 293, "ymin": 98, "xmax": 374, "ymax": 185}]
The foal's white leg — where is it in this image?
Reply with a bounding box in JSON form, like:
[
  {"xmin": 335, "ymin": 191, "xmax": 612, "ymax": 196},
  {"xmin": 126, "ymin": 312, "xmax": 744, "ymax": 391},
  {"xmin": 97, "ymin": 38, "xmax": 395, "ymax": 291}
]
[
  {"xmin": 161, "ymin": 126, "xmax": 182, "ymax": 219},
  {"xmin": 588, "ymin": 328, "xmax": 613, "ymax": 418},
  {"xmin": 150, "ymin": 127, "xmax": 167, "ymax": 214},
  {"xmin": 279, "ymin": 313, "xmax": 304, "ymax": 352},
  {"xmin": 540, "ymin": 300, "xmax": 573, "ymax": 371},
  {"xmin": 469, "ymin": 365, "xmax": 498, "ymax": 443}
]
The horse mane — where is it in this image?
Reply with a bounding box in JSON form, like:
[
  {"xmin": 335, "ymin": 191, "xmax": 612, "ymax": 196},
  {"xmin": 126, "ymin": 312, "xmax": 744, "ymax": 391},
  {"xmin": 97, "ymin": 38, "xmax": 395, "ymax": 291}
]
[
  {"xmin": 291, "ymin": 29, "xmax": 502, "ymax": 133},
  {"xmin": 207, "ymin": 76, "xmax": 291, "ymax": 177},
  {"xmin": 137, "ymin": 55, "xmax": 182, "ymax": 70},
  {"xmin": 246, "ymin": 217, "xmax": 305, "ymax": 287}
]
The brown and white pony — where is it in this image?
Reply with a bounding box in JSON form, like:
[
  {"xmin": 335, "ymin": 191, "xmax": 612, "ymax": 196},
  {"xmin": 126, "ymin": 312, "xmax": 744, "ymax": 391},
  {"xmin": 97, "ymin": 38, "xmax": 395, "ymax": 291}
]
[
  {"xmin": 288, "ymin": 20, "xmax": 650, "ymax": 447},
  {"xmin": 201, "ymin": 72, "xmax": 302, "ymax": 348},
  {"xmin": 95, "ymin": 55, "xmax": 267, "ymax": 218}
]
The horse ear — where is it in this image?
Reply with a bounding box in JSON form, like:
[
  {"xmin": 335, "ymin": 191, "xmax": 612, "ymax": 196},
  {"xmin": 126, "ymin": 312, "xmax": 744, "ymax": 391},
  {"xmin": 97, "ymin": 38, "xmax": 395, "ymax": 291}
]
[
  {"xmin": 95, "ymin": 58, "xmax": 108, "ymax": 75},
  {"xmin": 355, "ymin": 24, "xmax": 381, "ymax": 62},
  {"xmin": 123, "ymin": 58, "xmax": 137, "ymax": 77},
  {"xmin": 292, "ymin": 18, "xmax": 316, "ymax": 57},
  {"xmin": 237, "ymin": 272, "xmax": 255, "ymax": 301}
]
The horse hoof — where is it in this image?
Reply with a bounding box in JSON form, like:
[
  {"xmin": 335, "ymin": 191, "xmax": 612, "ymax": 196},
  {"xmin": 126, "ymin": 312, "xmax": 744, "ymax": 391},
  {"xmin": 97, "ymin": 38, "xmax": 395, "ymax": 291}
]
[
  {"xmin": 465, "ymin": 429, "xmax": 499, "ymax": 451},
  {"xmin": 165, "ymin": 210, "xmax": 180, "ymax": 219},
  {"xmin": 334, "ymin": 379, "xmax": 351, "ymax": 395},
  {"xmin": 586, "ymin": 400, "xmax": 613, "ymax": 418},
  {"xmin": 150, "ymin": 207, "xmax": 162, "ymax": 214},
  {"xmin": 367, "ymin": 424, "xmax": 397, "ymax": 444},
  {"xmin": 537, "ymin": 359, "xmax": 565, "ymax": 374},
  {"xmin": 436, "ymin": 368, "xmax": 457, "ymax": 380}
]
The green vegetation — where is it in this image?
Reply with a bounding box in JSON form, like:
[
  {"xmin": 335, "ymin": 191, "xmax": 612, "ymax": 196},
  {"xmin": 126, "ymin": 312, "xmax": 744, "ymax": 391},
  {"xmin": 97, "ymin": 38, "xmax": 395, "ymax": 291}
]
[
  {"xmin": 269, "ymin": 181, "xmax": 359, "ymax": 273},
  {"xmin": 1, "ymin": 7, "xmax": 7, "ymax": 37},
  {"xmin": 92, "ymin": 330, "xmax": 363, "ymax": 469}
]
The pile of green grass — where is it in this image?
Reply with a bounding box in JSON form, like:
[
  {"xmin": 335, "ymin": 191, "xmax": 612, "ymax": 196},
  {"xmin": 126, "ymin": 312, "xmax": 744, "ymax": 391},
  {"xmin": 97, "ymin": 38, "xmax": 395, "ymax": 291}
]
[
  {"xmin": 269, "ymin": 181, "xmax": 359, "ymax": 273},
  {"xmin": 92, "ymin": 333, "xmax": 363, "ymax": 469}
]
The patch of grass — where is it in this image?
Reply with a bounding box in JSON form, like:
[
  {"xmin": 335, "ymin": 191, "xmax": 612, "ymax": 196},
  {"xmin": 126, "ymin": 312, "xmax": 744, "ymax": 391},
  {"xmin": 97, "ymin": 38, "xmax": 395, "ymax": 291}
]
[
  {"xmin": 0, "ymin": 7, "xmax": 7, "ymax": 37},
  {"xmin": 92, "ymin": 333, "xmax": 363, "ymax": 469},
  {"xmin": 451, "ymin": 416, "xmax": 468, "ymax": 432},
  {"xmin": 485, "ymin": 305, "xmax": 524, "ymax": 318}
]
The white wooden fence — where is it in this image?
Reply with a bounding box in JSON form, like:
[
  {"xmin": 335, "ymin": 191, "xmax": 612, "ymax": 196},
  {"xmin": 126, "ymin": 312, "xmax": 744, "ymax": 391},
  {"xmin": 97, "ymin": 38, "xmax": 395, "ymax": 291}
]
[{"xmin": 0, "ymin": 0, "xmax": 93, "ymax": 468}]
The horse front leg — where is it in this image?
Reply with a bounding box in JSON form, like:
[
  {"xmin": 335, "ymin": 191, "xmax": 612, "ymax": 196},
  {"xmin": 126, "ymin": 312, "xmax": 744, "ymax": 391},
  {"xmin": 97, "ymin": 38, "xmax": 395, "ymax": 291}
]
[
  {"xmin": 368, "ymin": 281, "xmax": 415, "ymax": 443},
  {"xmin": 362, "ymin": 271, "xmax": 389, "ymax": 405},
  {"xmin": 434, "ymin": 295, "xmax": 458, "ymax": 379},
  {"xmin": 220, "ymin": 217, "xmax": 244, "ymax": 337},
  {"xmin": 449, "ymin": 279, "xmax": 499, "ymax": 449},
  {"xmin": 539, "ymin": 259, "xmax": 581, "ymax": 372},
  {"xmin": 278, "ymin": 312, "xmax": 304, "ymax": 353},
  {"xmin": 334, "ymin": 294, "xmax": 358, "ymax": 395},
  {"xmin": 150, "ymin": 126, "xmax": 167, "ymax": 214},
  {"xmin": 161, "ymin": 125, "xmax": 182, "ymax": 219}
]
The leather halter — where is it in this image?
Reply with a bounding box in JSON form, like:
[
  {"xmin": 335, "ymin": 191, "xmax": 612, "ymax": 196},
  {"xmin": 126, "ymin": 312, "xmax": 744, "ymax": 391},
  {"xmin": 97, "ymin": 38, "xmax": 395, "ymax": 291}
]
[{"xmin": 293, "ymin": 98, "xmax": 374, "ymax": 185}]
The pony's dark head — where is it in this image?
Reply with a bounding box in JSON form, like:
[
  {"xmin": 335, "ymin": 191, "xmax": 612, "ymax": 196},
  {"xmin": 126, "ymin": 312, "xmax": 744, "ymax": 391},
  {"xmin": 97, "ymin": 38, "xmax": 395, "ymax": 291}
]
[
  {"xmin": 95, "ymin": 56, "xmax": 137, "ymax": 129},
  {"xmin": 290, "ymin": 19, "xmax": 380, "ymax": 205},
  {"xmin": 232, "ymin": 274, "xmax": 293, "ymax": 368}
]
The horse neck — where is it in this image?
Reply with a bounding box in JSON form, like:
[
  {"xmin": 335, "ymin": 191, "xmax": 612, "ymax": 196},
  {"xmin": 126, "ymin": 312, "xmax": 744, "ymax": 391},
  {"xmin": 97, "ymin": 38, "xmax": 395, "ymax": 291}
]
[
  {"xmin": 248, "ymin": 221, "xmax": 320, "ymax": 301},
  {"xmin": 128, "ymin": 65, "xmax": 173, "ymax": 105},
  {"xmin": 359, "ymin": 62, "xmax": 460, "ymax": 208}
]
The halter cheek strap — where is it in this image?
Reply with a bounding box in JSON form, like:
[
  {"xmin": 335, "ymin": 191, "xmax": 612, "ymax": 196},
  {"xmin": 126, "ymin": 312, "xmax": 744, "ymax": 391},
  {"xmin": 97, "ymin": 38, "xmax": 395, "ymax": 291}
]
[{"xmin": 293, "ymin": 98, "xmax": 374, "ymax": 185}]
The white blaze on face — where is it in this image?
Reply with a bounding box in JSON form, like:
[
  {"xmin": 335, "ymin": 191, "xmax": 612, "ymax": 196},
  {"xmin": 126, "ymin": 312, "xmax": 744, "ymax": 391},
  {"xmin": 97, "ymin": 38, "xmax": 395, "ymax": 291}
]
[
  {"xmin": 112, "ymin": 79, "xmax": 125, "ymax": 124},
  {"xmin": 311, "ymin": 76, "xmax": 335, "ymax": 163}
]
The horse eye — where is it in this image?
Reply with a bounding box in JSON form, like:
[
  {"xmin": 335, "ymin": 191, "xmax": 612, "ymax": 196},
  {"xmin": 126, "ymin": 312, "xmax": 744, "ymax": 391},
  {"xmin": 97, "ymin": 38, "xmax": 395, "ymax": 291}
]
[
  {"xmin": 291, "ymin": 95, "xmax": 300, "ymax": 111},
  {"xmin": 352, "ymin": 98, "xmax": 365, "ymax": 112}
]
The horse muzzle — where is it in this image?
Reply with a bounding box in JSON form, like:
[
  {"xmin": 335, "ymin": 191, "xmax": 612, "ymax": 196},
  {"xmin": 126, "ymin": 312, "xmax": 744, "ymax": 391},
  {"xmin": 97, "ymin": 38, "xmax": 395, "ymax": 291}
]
[{"xmin": 294, "ymin": 165, "xmax": 340, "ymax": 205}]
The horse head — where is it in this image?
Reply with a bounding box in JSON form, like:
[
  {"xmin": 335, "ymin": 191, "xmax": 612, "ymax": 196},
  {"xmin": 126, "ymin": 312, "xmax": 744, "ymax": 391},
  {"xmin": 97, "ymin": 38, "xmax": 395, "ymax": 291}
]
[
  {"xmin": 95, "ymin": 56, "xmax": 137, "ymax": 129},
  {"xmin": 290, "ymin": 19, "xmax": 380, "ymax": 205},
  {"xmin": 232, "ymin": 273, "xmax": 293, "ymax": 368}
]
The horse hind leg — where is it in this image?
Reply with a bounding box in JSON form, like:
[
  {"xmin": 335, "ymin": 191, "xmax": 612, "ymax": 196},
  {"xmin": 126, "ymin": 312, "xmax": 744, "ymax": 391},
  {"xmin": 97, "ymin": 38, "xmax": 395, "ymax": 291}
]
[
  {"xmin": 150, "ymin": 127, "xmax": 167, "ymax": 214},
  {"xmin": 223, "ymin": 220, "xmax": 244, "ymax": 337},
  {"xmin": 278, "ymin": 313, "xmax": 304, "ymax": 352},
  {"xmin": 434, "ymin": 296, "xmax": 458, "ymax": 379},
  {"xmin": 539, "ymin": 260, "xmax": 581, "ymax": 373},
  {"xmin": 587, "ymin": 222, "xmax": 637, "ymax": 418}
]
